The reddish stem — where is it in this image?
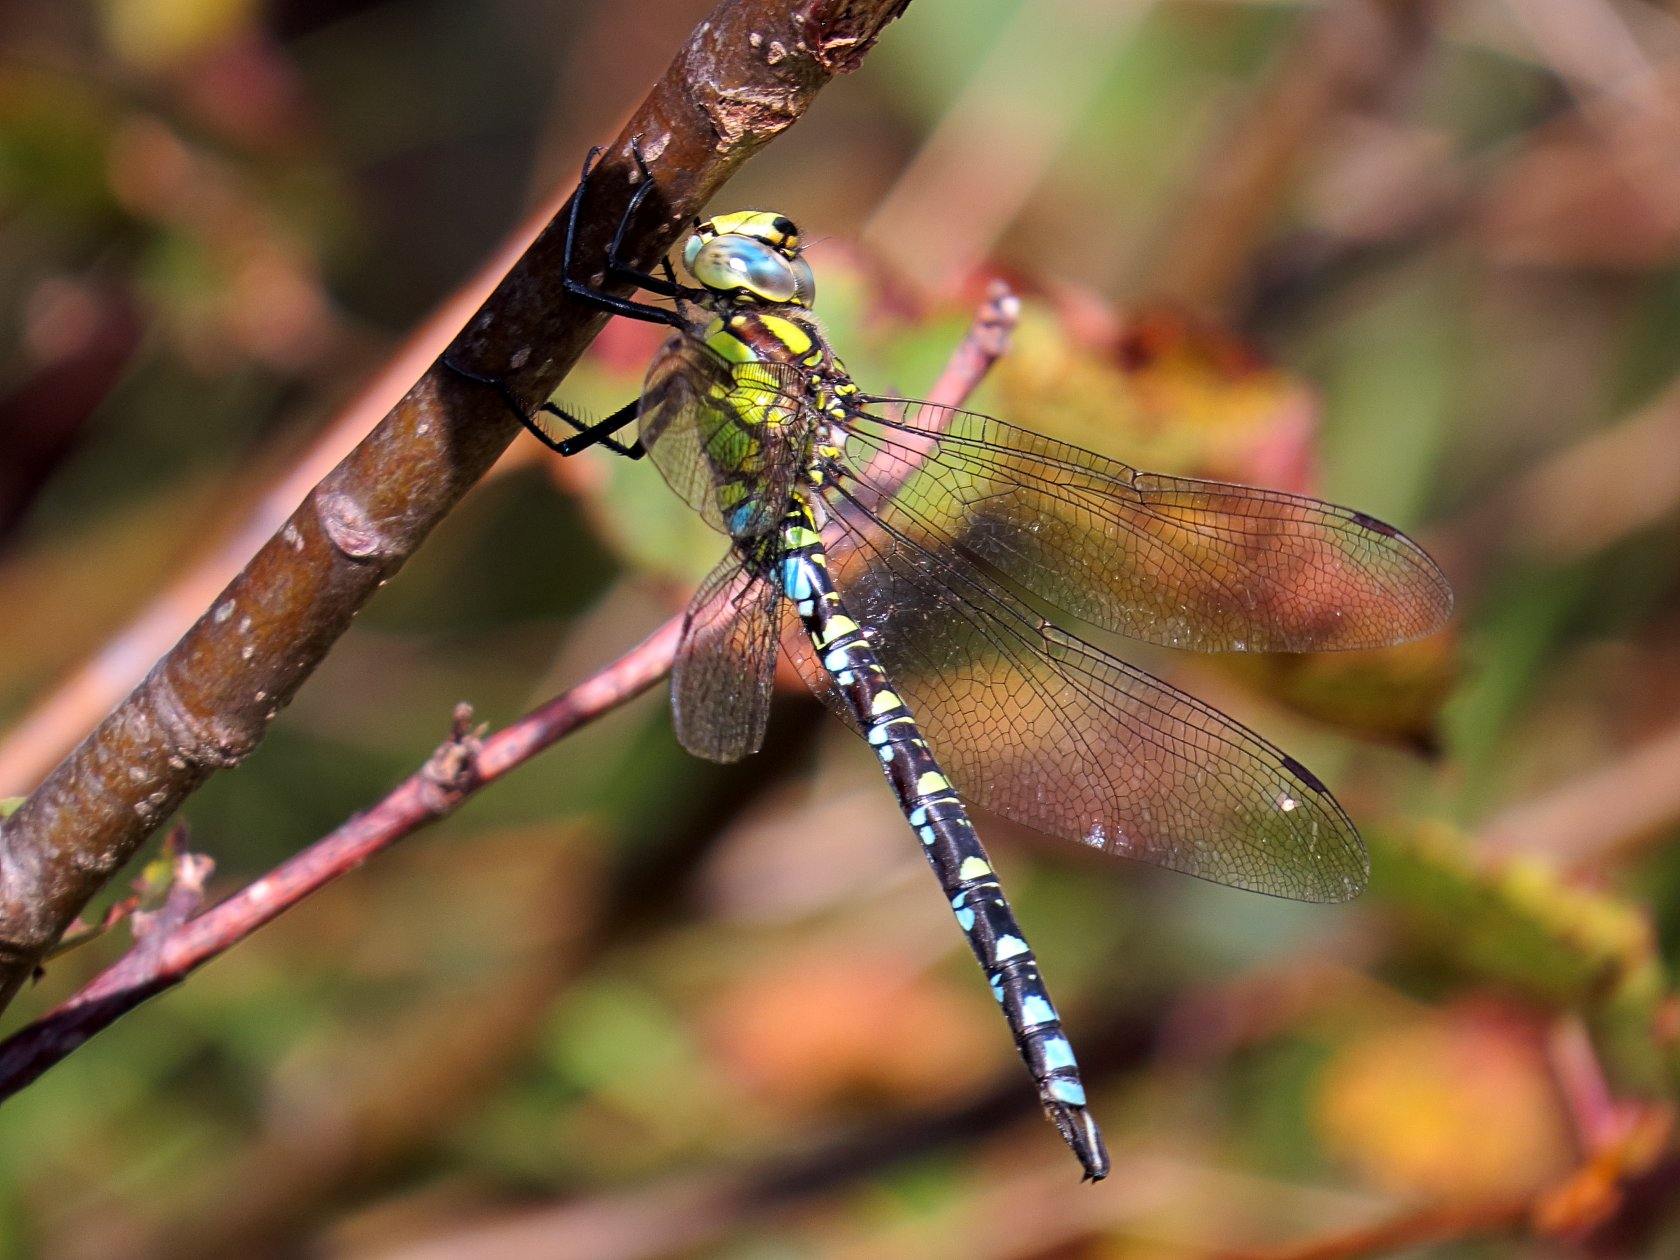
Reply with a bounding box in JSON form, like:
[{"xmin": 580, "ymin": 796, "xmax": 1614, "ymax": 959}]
[
  {"xmin": 0, "ymin": 281, "xmax": 1019, "ymax": 1099},
  {"xmin": 0, "ymin": 619, "xmax": 679, "ymax": 1099}
]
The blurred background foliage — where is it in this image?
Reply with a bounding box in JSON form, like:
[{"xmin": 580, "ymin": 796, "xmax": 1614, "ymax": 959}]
[{"xmin": 2, "ymin": 0, "xmax": 1680, "ymax": 1255}]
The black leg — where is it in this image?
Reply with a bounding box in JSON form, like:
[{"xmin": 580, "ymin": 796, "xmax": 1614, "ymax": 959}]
[
  {"xmin": 562, "ymin": 146, "xmax": 682, "ymax": 327},
  {"xmin": 440, "ymin": 354, "xmax": 533, "ymax": 425},
  {"xmin": 602, "ymin": 140, "xmax": 703, "ymax": 302},
  {"xmin": 538, "ymin": 399, "xmax": 644, "ymax": 459},
  {"xmin": 440, "ymin": 142, "xmax": 684, "ymax": 455},
  {"xmin": 438, "ymin": 357, "xmax": 642, "ymax": 460}
]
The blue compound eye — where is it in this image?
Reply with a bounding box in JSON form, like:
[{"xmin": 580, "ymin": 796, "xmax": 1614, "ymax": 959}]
[
  {"xmin": 689, "ymin": 236, "xmax": 796, "ymax": 301},
  {"xmin": 682, "ymin": 211, "xmax": 812, "ymax": 306},
  {"xmin": 682, "ymin": 231, "xmax": 705, "ymax": 274},
  {"xmin": 689, "ymin": 236, "xmax": 804, "ymax": 303}
]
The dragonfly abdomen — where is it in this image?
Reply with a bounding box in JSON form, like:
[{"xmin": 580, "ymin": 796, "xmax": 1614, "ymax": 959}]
[{"xmin": 777, "ymin": 499, "xmax": 1110, "ymax": 1181}]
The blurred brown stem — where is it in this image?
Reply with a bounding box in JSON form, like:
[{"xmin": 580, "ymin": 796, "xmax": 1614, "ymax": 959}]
[
  {"xmin": 0, "ymin": 277, "xmax": 1017, "ymax": 1101},
  {"xmin": 0, "ymin": 0, "xmax": 912, "ymax": 1015},
  {"xmin": 1480, "ymin": 718, "xmax": 1680, "ymax": 870},
  {"xmin": 1444, "ymin": 376, "xmax": 1680, "ymax": 587},
  {"xmin": 1224, "ymin": 1106, "xmax": 1677, "ymax": 1260},
  {"xmin": 1143, "ymin": 0, "xmax": 1442, "ymax": 317},
  {"xmin": 1218, "ymin": 1198, "xmax": 1529, "ymax": 1260}
]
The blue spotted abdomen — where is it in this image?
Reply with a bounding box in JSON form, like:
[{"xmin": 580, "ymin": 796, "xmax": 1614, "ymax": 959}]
[{"xmin": 774, "ymin": 497, "xmax": 1108, "ymax": 1179}]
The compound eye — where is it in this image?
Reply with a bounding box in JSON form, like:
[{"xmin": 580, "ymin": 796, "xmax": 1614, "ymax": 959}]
[
  {"xmin": 682, "ymin": 232, "xmax": 706, "ymax": 273},
  {"xmin": 788, "ymin": 254, "xmax": 816, "ymax": 307},
  {"xmin": 691, "ymin": 236, "xmax": 799, "ymax": 302}
]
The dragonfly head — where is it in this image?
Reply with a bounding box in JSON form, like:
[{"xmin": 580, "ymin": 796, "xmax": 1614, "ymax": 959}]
[{"xmin": 682, "ymin": 211, "xmax": 816, "ymax": 307}]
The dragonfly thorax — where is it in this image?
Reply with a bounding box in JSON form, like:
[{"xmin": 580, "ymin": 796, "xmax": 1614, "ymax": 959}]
[{"xmin": 682, "ymin": 211, "xmax": 816, "ymax": 307}]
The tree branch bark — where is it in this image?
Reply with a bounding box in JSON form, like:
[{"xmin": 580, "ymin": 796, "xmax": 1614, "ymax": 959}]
[
  {"xmin": 0, "ymin": 0, "xmax": 912, "ymax": 1014},
  {"xmin": 0, "ymin": 620, "xmax": 677, "ymax": 1100},
  {"xmin": 0, "ymin": 277, "xmax": 1015, "ymax": 1098}
]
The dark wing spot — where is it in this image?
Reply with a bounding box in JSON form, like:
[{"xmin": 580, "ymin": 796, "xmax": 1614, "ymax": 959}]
[
  {"xmin": 1279, "ymin": 753, "xmax": 1329, "ymax": 795},
  {"xmin": 1348, "ymin": 509, "xmax": 1401, "ymax": 538}
]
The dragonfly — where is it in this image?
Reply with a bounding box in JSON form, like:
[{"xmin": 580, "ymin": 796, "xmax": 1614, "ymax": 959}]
[{"xmin": 448, "ymin": 144, "xmax": 1454, "ymax": 1181}]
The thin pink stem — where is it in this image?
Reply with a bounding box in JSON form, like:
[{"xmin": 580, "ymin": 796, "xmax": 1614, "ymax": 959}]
[
  {"xmin": 0, "ymin": 281, "xmax": 1018, "ymax": 1098},
  {"xmin": 1546, "ymin": 1016, "xmax": 1639, "ymax": 1155},
  {"xmin": 0, "ymin": 618, "xmax": 680, "ymax": 1099}
]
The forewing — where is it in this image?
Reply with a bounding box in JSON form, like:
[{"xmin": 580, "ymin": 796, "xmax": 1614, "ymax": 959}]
[
  {"xmin": 639, "ymin": 337, "xmax": 814, "ymax": 540},
  {"xmin": 673, "ymin": 554, "xmax": 781, "ymax": 763},
  {"xmin": 837, "ymin": 401, "xmax": 1453, "ymax": 652},
  {"xmin": 784, "ymin": 505, "xmax": 1368, "ymax": 902}
]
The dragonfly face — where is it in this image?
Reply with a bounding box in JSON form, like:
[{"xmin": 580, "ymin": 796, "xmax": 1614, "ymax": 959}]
[{"xmin": 682, "ymin": 211, "xmax": 816, "ymax": 307}]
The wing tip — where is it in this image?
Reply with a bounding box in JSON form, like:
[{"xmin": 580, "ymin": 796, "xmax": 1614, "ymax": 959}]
[
  {"xmin": 1318, "ymin": 856, "xmax": 1371, "ymax": 903},
  {"xmin": 1257, "ymin": 837, "xmax": 1370, "ymax": 903},
  {"xmin": 1275, "ymin": 759, "xmax": 1370, "ymax": 903},
  {"xmin": 1392, "ymin": 522, "xmax": 1457, "ymax": 636}
]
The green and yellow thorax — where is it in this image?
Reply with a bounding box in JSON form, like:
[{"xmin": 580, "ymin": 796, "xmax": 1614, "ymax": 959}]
[{"xmin": 678, "ymin": 210, "xmax": 859, "ymax": 498}]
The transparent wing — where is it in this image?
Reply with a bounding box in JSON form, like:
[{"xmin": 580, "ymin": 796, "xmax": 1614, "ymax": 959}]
[
  {"xmin": 784, "ymin": 499, "xmax": 1368, "ymax": 902},
  {"xmin": 639, "ymin": 339, "xmax": 814, "ymax": 540},
  {"xmin": 673, "ymin": 553, "xmax": 782, "ymax": 763},
  {"xmin": 836, "ymin": 400, "xmax": 1453, "ymax": 652}
]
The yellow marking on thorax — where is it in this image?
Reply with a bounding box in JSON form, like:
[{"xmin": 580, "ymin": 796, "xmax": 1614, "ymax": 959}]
[
  {"xmin": 757, "ymin": 315, "xmax": 813, "ymax": 357},
  {"xmin": 704, "ymin": 316, "xmax": 755, "ymax": 363}
]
